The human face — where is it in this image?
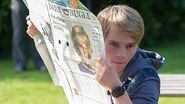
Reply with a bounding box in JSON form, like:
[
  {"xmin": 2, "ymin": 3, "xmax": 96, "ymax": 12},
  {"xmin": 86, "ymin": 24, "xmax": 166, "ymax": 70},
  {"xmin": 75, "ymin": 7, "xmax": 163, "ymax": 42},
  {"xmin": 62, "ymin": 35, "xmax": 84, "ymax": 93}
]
[
  {"xmin": 104, "ymin": 24, "xmax": 138, "ymax": 76},
  {"xmin": 78, "ymin": 36, "xmax": 89, "ymax": 60}
]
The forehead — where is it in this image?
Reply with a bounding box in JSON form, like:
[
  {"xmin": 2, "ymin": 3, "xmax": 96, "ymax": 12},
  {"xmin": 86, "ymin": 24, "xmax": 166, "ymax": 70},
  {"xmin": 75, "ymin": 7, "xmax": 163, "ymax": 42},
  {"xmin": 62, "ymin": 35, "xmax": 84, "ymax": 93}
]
[
  {"xmin": 105, "ymin": 24, "xmax": 136, "ymax": 44},
  {"xmin": 76, "ymin": 35, "xmax": 88, "ymax": 43},
  {"xmin": 76, "ymin": 34, "xmax": 86, "ymax": 39}
]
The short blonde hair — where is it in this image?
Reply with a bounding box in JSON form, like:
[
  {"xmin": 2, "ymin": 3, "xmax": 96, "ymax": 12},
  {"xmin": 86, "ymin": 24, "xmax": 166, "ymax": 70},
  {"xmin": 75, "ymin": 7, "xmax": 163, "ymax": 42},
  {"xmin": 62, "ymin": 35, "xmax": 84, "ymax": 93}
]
[{"xmin": 97, "ymin": 5, "xmax": 144, "ymax": 44}]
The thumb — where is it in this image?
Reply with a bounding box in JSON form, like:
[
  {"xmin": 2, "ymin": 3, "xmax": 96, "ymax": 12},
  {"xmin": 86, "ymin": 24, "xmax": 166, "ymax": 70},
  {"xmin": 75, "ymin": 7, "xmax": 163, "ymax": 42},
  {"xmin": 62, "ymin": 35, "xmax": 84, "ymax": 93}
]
[{"xmin": 96, "ymin": 57, "xmax": 105, "ymax": 66}]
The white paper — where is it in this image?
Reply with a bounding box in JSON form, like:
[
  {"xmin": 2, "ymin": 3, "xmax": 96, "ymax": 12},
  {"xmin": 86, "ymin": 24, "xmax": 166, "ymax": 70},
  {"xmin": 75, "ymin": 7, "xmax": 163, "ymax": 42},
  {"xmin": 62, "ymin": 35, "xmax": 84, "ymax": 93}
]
[{"xmin": 23, "ymin": 0, "xmax": 111, "ymax": 104}]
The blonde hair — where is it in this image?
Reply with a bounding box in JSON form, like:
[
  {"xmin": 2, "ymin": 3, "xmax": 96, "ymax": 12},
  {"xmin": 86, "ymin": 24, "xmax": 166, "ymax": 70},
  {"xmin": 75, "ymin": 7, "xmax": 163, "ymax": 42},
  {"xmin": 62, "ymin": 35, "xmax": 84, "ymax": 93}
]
[
  {"xmin": 97, "ymin": 5, "xmax": 144, "ymax": 44},
  {"xmin": 71, "ymin": 25, "xmax": 92, "ymax": 59}
]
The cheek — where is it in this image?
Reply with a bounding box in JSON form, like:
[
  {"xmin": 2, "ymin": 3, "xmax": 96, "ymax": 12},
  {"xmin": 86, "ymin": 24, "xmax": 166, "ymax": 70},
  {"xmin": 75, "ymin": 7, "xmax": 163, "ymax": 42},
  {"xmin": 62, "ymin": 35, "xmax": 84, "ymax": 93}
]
[
  {"xmin": 105, "ymin": 46, "xmax": 114, "ymax": 60},
  {"xmin": 127, "ymin": 49, "xmax": 137, "ymax": 61},
  {"xmin": 126, "ymin": 54, "xmax": 133, "ymax": 64}
]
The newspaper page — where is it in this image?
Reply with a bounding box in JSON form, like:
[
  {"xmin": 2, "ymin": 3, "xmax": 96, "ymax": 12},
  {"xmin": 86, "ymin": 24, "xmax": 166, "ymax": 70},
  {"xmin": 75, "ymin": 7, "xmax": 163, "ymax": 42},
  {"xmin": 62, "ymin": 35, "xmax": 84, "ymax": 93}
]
[{"xmin": 23, "ymin": 0, "xmax": 111, "ymax": 104}]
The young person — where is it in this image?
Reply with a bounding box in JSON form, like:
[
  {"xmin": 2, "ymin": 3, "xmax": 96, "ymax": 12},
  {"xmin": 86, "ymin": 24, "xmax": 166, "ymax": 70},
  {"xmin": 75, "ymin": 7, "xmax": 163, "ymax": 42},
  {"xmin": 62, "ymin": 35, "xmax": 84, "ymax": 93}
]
[
  {"xmin": 26, "ymin": 4, "xmax": 164, "ymax": 104},
  {"xmin": 95, "ymin": 5, "xmax": 164, "ymax": 104}
]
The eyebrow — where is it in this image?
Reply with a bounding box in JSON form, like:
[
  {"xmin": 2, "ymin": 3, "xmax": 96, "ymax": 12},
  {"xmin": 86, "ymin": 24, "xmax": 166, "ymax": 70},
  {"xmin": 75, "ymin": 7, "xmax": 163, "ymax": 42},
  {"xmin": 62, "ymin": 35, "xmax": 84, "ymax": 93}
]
[{"xmin": 108, "ymin": 40, "xmax": 137, "ymax": 45}]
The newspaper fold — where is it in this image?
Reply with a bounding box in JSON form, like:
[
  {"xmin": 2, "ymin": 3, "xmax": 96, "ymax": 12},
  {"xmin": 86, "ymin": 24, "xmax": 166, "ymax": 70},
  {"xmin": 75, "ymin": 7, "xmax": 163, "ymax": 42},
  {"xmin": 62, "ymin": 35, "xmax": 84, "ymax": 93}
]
[{"xmin": 23, "ymin": 0, "xmax": 111, "ymax": 104}]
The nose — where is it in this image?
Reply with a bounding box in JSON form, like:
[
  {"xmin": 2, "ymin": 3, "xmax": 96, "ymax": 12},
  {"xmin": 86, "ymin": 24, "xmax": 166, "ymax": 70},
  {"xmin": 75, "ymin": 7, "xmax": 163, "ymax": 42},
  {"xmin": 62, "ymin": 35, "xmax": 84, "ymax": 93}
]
[
  {"xmin": 81, "ymin": 45, "xmax": 87, "ymax": 53},
  {"xmin": 116, "ymin": 48, "xmax": 127, "ymax": 58}
]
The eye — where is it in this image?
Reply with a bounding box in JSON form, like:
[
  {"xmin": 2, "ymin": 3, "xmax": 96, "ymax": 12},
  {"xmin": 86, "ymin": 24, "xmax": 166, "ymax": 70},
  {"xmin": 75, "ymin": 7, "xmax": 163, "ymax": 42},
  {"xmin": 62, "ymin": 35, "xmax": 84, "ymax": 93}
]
[
  {"xmin": 110, "ymin": 42, "xmax": 119, "ymax": 47},
  {"xmin": 126, "ymin": 44, "xmax": 135, "ymax": 49}
]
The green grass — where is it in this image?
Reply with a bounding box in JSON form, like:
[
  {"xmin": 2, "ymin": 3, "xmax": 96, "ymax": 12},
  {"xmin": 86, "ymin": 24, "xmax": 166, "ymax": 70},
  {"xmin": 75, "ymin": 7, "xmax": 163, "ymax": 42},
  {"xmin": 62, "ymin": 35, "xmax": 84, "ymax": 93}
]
[
  {"xmin": 159, "ymin": 97, "xmax": 185, "ymax": 104},
  {"xmin": 145, "ymin": 40, "xmax": 185, "ymax": 74},
  {"xmin": 0, "ymin": 60, "xmax": 68, "ymax": 104},
  {"xmin": 0, "ymin": 40, "xmax": 185, "ymax": 104}
]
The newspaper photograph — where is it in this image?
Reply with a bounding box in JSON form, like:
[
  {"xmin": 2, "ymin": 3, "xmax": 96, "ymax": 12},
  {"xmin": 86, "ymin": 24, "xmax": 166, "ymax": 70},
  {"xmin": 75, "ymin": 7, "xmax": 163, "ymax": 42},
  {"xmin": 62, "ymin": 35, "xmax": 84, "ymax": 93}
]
[{"xmin": 23, "ymin": 0, "xmax": 111, "ymax": 104}]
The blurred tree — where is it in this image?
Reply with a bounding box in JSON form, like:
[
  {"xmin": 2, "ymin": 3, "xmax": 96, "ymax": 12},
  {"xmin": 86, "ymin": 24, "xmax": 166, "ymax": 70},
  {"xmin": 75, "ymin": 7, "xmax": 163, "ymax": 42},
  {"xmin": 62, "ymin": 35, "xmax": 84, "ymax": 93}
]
[
  {"xmin": 1, "ymin": 0, "xmax": 185, "ymax": 58},
  {"xmin": 0, "ymin": 0, "xmax": 12, "ymax": 59},
  {"xmin": 99, "ymin": 0, "xmax": 185, "ymax": 46}
]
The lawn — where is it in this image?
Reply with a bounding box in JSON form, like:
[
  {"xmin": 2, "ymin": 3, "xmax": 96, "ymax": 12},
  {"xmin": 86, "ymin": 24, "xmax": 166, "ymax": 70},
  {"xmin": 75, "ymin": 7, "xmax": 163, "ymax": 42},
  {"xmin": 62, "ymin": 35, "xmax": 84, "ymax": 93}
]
[
  {"xmin": 145, "ymin": 39, "xmax": 185, "ymax": 74},
  {"xmin": 0, "ymin": 60, "xmax": 68, "ymax": 104},
  {"xmin": 0, "ymin": 40, "xmax": 185, "ymax": 104}
]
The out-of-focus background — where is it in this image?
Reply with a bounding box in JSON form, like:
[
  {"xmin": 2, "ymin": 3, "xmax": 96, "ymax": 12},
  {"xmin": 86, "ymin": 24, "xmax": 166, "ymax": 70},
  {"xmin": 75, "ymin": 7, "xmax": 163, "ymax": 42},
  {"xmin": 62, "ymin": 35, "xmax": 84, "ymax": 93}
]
[{"xmin": 0, "ymin": 0, "xmax": 185, "ymax": 104}]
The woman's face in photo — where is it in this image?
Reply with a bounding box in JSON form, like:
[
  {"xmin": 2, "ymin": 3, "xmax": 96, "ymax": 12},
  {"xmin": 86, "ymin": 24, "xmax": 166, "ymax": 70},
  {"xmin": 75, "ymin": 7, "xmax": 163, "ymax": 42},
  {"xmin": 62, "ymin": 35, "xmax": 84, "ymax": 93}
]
[{"xmin": 78, "ymin": 36, "xmax": 89, "ymax": 60}]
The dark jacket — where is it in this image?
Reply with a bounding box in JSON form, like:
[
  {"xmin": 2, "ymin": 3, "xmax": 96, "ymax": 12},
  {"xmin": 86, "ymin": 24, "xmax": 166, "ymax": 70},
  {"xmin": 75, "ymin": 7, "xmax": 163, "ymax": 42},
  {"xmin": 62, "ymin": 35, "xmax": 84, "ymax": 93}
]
[{"xmin": 119, "ymin": 48, "xmax": 165, "ymax": 104}]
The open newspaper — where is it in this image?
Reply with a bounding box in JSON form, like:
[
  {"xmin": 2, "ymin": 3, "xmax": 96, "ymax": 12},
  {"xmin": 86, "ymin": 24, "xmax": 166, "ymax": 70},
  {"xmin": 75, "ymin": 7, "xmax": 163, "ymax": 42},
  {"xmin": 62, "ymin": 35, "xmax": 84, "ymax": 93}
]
[{"xmin": 23, "ymin": 0, "xmax": 112, "ymax": 104}]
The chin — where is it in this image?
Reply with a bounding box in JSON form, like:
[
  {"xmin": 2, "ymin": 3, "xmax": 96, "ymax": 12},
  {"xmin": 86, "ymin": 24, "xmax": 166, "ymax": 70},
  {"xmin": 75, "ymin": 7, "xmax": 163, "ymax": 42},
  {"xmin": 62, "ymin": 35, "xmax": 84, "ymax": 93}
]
[{"xmin": 114, "ymin": 65, "xmax": 124, "ymax": 74}]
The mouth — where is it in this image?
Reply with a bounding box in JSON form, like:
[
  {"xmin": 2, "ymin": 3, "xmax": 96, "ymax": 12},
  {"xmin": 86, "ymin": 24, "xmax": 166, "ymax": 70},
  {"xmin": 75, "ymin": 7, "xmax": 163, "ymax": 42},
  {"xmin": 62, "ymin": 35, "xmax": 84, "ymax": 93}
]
[{"xmin": 113, "ymin": 61, "xmax": 125, "ymax": 65}]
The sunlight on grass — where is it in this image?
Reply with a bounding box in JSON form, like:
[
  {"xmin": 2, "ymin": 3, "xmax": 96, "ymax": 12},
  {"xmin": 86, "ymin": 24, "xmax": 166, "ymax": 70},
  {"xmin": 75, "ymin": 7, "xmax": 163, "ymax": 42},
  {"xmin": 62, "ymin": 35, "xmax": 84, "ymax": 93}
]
[
  {"xmin": 0, "ymin": 60, "xmax": 68, "ymax": 104},
  {"xmin": 1, "ymin": 39, "xmax": 185, "ymax": 104},
  {"xmin": 0, "ymin": 81, "xmax": 68, "ymax": 104},
  {"xmin": 145, "ymin": 40, "xmax": 185, "ymax": 74},
  {"xmin": 159, "ymin": 97, "xmax": 185, "ymax": 104}
]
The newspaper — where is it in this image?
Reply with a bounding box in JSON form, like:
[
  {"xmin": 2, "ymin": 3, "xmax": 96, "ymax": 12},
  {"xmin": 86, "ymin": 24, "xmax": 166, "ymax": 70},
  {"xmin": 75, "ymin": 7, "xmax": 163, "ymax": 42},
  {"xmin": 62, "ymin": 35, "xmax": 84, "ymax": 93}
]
[{"xmin": 23, "ymin": 0, "xmax": 111, "ymax": 104}]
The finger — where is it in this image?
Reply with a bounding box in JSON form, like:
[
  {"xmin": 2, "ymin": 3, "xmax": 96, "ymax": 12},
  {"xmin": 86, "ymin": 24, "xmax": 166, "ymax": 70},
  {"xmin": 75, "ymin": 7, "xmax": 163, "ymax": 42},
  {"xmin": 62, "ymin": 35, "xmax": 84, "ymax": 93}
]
[
  {"xmin": 27, "ymin": 32, "xmax": 34, "ymax": 39},
  {"xmin": 27, "ymin": 20, "xmax": 32, "ymax": 26},
  {"xmin": 95, "ymin": 72, "xmax": 99, "ymax": 79},
  {"xmin": 95, "ymin": 57, "xmax": 106, "ymax": 76},
  {"xmin": 96, "ymin": 57, "xmax": 104, "ymax": 66},
  {"xmin": 26, "ymin": 15, "xmax": 30, "ymax": 20}
]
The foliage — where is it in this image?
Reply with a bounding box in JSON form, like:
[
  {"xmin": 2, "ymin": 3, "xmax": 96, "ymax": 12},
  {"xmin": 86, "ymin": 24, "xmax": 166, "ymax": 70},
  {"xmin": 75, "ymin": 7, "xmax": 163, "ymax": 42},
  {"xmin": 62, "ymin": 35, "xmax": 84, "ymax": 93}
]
[
  {"xmin": 0, "ymin": 0, "xmax": 12, "ymax": 58},
  {"xmin": 99, "ymin": 0, "xmax": 185, "ymax": 46},
  {"xmin": 1, "ymin": 0, "xmax": 185, "ymax": 57},
  {"xmin": 145, "ymin": 39, "xmax": 185, "ymax": 74}
]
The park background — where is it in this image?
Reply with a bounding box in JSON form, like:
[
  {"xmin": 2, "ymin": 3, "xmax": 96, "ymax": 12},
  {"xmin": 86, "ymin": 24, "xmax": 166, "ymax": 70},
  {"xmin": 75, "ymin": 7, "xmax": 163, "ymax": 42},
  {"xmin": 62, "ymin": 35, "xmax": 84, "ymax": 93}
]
[{"xmin": 0, "ymin": 0, "xmax": 185, "ymax": 103}]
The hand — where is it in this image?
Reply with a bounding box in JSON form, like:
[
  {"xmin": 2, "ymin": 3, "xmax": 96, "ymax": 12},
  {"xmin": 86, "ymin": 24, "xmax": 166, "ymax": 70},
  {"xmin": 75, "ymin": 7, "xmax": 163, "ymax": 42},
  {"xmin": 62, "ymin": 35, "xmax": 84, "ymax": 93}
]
[
  {"xmin": 95, "ymin": 57, "xmax": 122, "ymax": 89},
  {"xmin": 26, "ymin": 15, "xmax": 39, "ymax": 38}
]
